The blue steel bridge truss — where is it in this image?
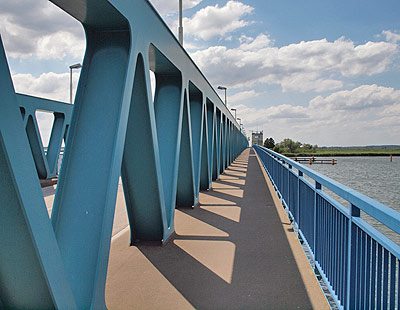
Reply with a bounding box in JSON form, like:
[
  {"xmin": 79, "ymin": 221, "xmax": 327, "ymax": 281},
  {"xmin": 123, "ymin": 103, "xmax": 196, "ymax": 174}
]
[
  {"xmin": 17, "ymin": 94, "xmax": 73, "ymax": 180},
  {"xmin": 0, "ymin": 0, "xmax": 248, "ymax": 308}
]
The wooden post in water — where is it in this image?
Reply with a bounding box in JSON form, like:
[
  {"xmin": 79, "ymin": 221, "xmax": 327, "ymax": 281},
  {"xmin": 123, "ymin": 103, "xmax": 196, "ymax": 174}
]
[
  {"xmin": 390, "ymin": 155, "xmax": 392, "ymax": 162},
  {"xmin": 332, "ymin": 159, "xmax": 335, "ymax": 165}
]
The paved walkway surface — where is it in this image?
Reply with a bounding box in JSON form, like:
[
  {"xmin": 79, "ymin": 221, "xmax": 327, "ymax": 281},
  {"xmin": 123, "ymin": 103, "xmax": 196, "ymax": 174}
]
[{"xmin": 105, "ymin": 149, "xmax": 329, "ymax": 309}]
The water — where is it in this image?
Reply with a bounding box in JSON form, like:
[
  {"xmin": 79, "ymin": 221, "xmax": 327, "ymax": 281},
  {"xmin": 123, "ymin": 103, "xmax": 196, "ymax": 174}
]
[{"xmin": 302, "ymin": 156, "xmax": 400, "ymax": 243}]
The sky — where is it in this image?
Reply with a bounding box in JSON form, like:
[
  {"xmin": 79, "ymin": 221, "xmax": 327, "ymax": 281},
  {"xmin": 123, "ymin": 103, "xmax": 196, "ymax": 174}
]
[{"xmin": 1, "ymin": 0, "xmax": 400, "ymax": 146}]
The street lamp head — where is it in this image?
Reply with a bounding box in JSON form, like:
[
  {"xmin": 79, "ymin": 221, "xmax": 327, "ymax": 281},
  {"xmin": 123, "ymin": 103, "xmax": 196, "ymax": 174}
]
[
  {"xmin": 69, "ymin": 63, "xmax": 82, "ymax": 104},
  {"xmin": 231, "ymin": 108, "xmax": 236, "ymax": 111},
  {"xmin": 69, "ymin": 63, "xmax": 82, "ymax": 69},
  {"xmin": 237, "ymin": 117, "xmax": 241, "ymax": 121},
  {"xmin": 217, "ymin": 86, "xmax": 227, "ymax": 106}
]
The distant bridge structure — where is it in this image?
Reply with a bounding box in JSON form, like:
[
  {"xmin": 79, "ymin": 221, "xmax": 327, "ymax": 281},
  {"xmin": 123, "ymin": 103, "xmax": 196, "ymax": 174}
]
[{"xmin": 0, "ymin": 0, "xmax": 247, "ymax": 308}]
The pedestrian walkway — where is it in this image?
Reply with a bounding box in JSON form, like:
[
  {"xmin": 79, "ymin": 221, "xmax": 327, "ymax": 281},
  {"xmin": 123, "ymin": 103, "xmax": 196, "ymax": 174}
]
[{"xmin": 105, "ymin": 148, "xmax": 329, "ymax": 309}]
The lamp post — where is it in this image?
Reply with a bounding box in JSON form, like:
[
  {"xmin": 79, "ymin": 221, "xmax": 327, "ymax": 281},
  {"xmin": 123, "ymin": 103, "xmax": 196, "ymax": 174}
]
[
  {"xmin": 178, "ymin": 0, "xmax": 183, "ymax": 45},
  {"xmin": 231, "ymin": 108, "xmax": 237, "ymax": 120},
  {"xmin": 69, "ymin": 63, "xmax": 82, "ymax": 104},
  {"xmin": 217, "ymin": 86, "xmax": 227, "ymax": 106}
]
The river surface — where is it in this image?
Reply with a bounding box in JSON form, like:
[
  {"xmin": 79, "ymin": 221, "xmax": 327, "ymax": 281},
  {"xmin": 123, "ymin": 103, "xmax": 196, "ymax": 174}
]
[{"xmin": 302, "ymin": 156, "xmax": 400, "ymax": 243}]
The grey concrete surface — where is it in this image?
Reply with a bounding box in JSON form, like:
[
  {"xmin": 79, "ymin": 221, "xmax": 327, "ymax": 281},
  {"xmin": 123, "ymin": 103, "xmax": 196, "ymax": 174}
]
[{"xmin": 106, "ymin": 149, "xmax": 329, "ymax": 309}]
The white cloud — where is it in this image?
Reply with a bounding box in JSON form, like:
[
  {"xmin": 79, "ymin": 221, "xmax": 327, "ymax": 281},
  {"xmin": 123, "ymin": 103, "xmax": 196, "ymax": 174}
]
[
  {"xmin": 229, "ymin": 90, "xmax": 259, "ymax": 103},
  {"xmin": 238, "ymin": 34, "xmax": 272, "ymax": 51},
  {"xmin": 310, "ymin": 84, "xmax": 400, "ymax": 110},
  {"xmin": 382, "ymin": 30, "xmax": 400, "ymax": 43},
  {"xmin": 11, "ymin": 71, "xmax": 80, "ymax": 146},
  {"xmin": 232, "ymin": 103, "xmax": 308, "ymax": 125},
  {"xmin": 12, "ymin": 71, "xmax": 79, "ymax": 102},
  {"xmin": 150, "ymin": 0, "xmax": 203, "ymax": 15},
  {"xmin": 238, "ymin": 85, "xmax": 400, "ymax": 145},
  {"xmin": 184, "ymin": 1, "xmax": 254, "ymax": 40},
  {"xmin": 339, "ymin": 40, "xmax": 397, "ymax": 76},
  {"xmin": 35, "ymin": 31, "xmax": 84, "ymax": 60},
  {"xmin": 181, "ymin": 41, "xmax": 204, "ymax": 51},
  {"xmin": 0, "ymin": 0, "xmax": 85, "ymax": 59},
  {"xmin": 279, "ymin": 73, "xmax": 343, "ymax": 93},
  {"xmin": 190, "ymin": 35, "xmax": 398, "ymax": 92}
]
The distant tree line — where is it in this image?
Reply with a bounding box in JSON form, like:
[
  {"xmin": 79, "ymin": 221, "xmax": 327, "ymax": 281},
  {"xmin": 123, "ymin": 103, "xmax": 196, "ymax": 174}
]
[{"xmin": 263, "ymin": 137, "xmax": 318, "ymax": 154}]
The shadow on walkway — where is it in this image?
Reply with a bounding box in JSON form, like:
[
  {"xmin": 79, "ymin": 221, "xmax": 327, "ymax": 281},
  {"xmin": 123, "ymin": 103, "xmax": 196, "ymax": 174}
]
[{"xmin": 133, "ymin": 149, "xmax": 314, "ymax": 309}]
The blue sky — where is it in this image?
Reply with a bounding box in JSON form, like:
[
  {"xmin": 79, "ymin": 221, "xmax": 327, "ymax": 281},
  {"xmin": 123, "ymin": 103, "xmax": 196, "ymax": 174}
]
[{"xmin": 1, "ymin": 0, "xmax": 400, "ymax": 146}]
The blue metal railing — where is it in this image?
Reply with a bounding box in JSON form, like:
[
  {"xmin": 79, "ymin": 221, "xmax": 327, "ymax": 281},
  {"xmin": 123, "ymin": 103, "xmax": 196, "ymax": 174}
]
[{"xmin": 254, "ymin": 145, "xmax": 400, "ymax": 310}]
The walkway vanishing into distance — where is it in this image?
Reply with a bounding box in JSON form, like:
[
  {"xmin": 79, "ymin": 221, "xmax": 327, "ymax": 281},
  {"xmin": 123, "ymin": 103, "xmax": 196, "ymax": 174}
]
[
  {"xmin": 96, "ymin": 148, "xmax": 328, "ymax": 309},
  {"xmin": 4, "ymin": 0, "xmax": 399, "ymax": 307}
]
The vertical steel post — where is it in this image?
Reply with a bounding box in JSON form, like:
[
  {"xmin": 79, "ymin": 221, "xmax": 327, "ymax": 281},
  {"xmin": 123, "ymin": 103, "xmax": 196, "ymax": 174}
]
[
  {"xmin": 346, "ymin": 203, "xmax": 360, "ymax": 309},
  {"xmin": 70, "ymin": 67, "xmax": 73, "ymax": 104},
  {"xmin": 314, "ymin": 181, "xmax": 321, "ymax": 258},
  {"xmin": 297, "ymin": 170, "xmax": 303, "ymax": 229},
  {"xmin": 288, "ymin": 163, "xmax": 292, "ymax": 208}
]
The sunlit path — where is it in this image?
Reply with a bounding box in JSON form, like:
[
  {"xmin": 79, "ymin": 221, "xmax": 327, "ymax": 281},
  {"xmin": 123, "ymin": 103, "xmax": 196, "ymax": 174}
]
[{"xmin": 105, "ymin": 149, "xmax": 328, "ymax": 309}]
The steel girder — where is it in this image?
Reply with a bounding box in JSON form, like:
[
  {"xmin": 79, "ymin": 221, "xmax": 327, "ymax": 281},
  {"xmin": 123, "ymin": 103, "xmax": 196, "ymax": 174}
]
[
  {"xmin": 0, "ymin": 0, "xmax": 248, "ymax": 308},
  {"xmin": 16, "ymin": 94, "xmax": 73, "ymax": 179}
]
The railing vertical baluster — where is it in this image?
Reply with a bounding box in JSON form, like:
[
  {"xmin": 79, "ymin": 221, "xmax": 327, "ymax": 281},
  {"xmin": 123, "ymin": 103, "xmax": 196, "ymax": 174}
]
[
  {"xmin": 321, "ymin": 199, "xmax": 325, "ymax": 272},
  {"xmin": 330, "ymin": 205, "xmax": 334, "ymax": 283},
  {"xmin": 336, "ymin": 211, "xmax": 339, "ymax": 289},
  {"xmin": 347, "ymin": 204, "xmax": 360, "ymax": 309},
  {"xmin": 329, "ymin": 206, "xmax": 332, "ymax": 283},
  {"xmin": 326, "ymin": 201, "xmax": 330, "ymax": 281},
  {"xmin": 371, "ymin": 240, "xmax": 377, "ymax": 310},
  {"xmin": 361, "ymin": 231, "xmax": 366, "ymax": 310},
  {"xmin": 337, "ymin": 210, "xmax": 341, "ymax": 299},
  {"xmin": 288, "ymin": 163, "xmax": 292, "ymax": 210},
  {"xmin": 324, "ymin": 202, "xmax": 328, "ymax": 279},
  {"xmin": 366, "ymin": 235, "xmax": 372, "ymax": 310},
  {"xmin": 377, "ymin": 244, "xmax": 383, "ymax": 310},
  {"xmin": 279, "ymin": 160, "xmax": 282, "ymax": 194},
  {"xmin": 329, "ymin": 203, "xmax": 333, "ymax": 282},
  {"xmin": 343, "ymin": 216, "xmax": 348, "ymax": 308},
  {"xmin": 389, "ymin": 254, "xmax": 396, "ymax": 310},
  {"xmin": 355, "ymin": 227, "xmax": 360, "ymax": 308},
  {"xmin": 297, "ymin": 171, "xmax": 303, "ymax": 232},
  {"xmin": 341, "ymin": 214, "xmax": 346, "ymax": 305},
  {"xmin": 334, "ymin": 209, "xmax": 339, "ymax": 296},
  {"xmin": 397, "ymin": 259, "xmax": 399, "ymax": 310},
  {"xmin": 383, "ymin": 250, "xmax": 389, "ymax": 310},
  {"xmin": 314, "ymin": 181, "xmax": 321, "ymax": 257}
]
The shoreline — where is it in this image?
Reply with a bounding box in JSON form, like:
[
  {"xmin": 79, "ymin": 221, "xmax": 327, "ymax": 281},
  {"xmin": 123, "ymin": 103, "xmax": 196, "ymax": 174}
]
[{"xmin": 283, "ymin": 153, "xmax": 399, "ymax": 157}]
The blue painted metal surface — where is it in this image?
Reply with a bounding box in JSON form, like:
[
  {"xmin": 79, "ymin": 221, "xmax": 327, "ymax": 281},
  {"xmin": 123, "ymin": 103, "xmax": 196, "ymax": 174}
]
[
  {"xmin": 254, "ymin": 145, "xmax": 400, "ymax": 310},
  {"xmin": 17, "ymin": 94, "xmax": 73, "ymax": 179},
  {"xmin": 0, "ymin": 0, "xmax": 247, "ymax": 307},
  {"xmin": 0, "ymin": 36, "xmax": 76, "ymax": 310}
]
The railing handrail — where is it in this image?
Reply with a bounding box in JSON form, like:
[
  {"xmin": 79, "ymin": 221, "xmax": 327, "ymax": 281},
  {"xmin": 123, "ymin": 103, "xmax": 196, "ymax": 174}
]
[
  {"xmin": 254, "ymin": 144, "xmax": 400, "ymax": 309},
  {"xmin": 254, "ymin": 145, "xmax": 400, "ymax": 235}
]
